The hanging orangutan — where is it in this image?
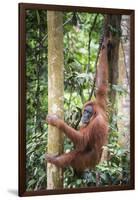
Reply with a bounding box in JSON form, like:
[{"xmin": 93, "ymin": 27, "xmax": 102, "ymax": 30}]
[{"xmin": 45, "ymin": 36, "xmax": 109, "ymax": 173}]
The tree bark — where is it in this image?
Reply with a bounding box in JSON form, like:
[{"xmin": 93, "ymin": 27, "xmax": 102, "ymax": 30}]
[
  {"xmin": 118, "ymin": 15, "xmax": 130, "ymax": 150},
  {"xmin": 107, "ymin": 15, "xmax": 121, "ymax": 126},
  {"xmin": 47, "ymin": 11, "xmax": 64, "ymax": 189},
  {"xmin": 98, "ymin": 15, "xmax": 121, "ymax": 163}
]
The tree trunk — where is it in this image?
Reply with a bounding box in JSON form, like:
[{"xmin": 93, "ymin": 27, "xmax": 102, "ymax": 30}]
[
  {"xmin": 47, "ymin": 11, "xmax": 64, "ymax": 189},
  {"xmin": 99, "ymin": 15, "xmax": 121, "ymax": 163},
  {"xmin": 118, "ymin": 15, "xmax": 130, "ymax": 150},
  {"xmin": 107, "ymin": 15, "xmax": 121, "ymax": 126}
]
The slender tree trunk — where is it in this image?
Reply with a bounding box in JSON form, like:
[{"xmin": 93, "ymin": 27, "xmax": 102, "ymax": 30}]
[
  {"xmin": 118, "ymin": 15, "xmax": 130, "ymax": 150},
  {"xmin": 47, "ymin": 11, "xmax": 64, "ymax": 189}
]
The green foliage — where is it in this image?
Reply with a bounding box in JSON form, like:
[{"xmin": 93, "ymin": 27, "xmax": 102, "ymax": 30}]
[
  {"xmin": 108, "ymin": 24, "xmax": 122, "ymax": 37},
  {"xmin": 26, "ymin": 130, "xmax": 47, "ymax": 190},
  {"xmin": 112, "ymin": 84, "xmax": 128, "ymax": 96},
  {"xmin": 26, "ymin": 10, "xmax": 48, "ymax": 190}
]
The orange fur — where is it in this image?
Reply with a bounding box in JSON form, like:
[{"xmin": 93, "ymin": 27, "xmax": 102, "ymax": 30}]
[{"xmin": 46, "ymin": 37, "xmax": 109, "ymax": 173}]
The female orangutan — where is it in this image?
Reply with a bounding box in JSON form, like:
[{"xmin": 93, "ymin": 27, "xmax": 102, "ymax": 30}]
[{"xmin": 45, "ymin": 37, "xmax": 109, "ymax": 173}]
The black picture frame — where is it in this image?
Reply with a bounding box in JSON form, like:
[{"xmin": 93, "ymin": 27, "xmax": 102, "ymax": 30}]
[{"xmin": 19, "ymin": 3, "xmax": 135, "ymax": 197}]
